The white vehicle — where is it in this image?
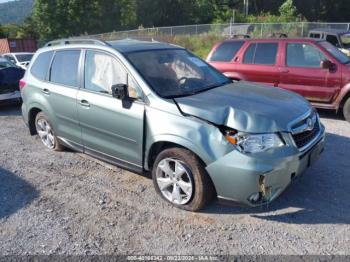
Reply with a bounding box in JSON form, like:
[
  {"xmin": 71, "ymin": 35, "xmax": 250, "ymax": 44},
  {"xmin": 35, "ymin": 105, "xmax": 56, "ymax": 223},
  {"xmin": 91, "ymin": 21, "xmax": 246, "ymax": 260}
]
[{"xmin": 3, "ymin": 52, "xmax": 34, "ymax": 69}]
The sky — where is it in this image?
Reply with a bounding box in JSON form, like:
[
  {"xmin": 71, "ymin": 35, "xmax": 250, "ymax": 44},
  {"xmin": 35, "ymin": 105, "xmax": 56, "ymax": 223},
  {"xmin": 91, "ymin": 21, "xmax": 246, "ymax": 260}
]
[{"xmin": 0, "ymin": 0, "xmax": 14, "ymax": 3}]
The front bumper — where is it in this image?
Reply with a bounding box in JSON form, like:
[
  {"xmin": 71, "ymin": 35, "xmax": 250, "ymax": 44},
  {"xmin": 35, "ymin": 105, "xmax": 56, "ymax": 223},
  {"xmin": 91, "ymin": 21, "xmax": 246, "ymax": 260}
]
[{"xmin": 206, "ymin": 124, "xmax": 326, "ymax": 207}]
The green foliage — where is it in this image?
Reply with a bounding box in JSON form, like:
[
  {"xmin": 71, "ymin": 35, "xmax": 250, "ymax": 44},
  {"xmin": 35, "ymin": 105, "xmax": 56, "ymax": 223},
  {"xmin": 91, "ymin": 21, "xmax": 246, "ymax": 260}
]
[
  {"xmin": 172, "ymin": 34, "xmax": 225, "ymax": 58},
  {"xmin": 0, "ymin": 24, "xmax": 5, "ymax": 38},
  {"xmin": 1, "ymin": 24, "xmax": 21, "ymax": 38}
]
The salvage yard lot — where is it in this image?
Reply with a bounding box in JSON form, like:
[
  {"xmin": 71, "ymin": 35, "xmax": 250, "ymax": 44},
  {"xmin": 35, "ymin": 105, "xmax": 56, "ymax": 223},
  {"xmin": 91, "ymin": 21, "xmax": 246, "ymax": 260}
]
[{"xmin": 0, "ymin": 104, "xmax": 349, "ymax": 255}]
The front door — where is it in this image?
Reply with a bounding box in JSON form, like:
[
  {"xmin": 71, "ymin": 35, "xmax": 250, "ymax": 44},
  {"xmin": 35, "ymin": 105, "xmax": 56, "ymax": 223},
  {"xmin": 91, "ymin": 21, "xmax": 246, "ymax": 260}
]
[
  {"xmin": 77, "ymin": 50, "xmax": 144, "ymax": 170},
  {"xmin": 279, "ymin": 42, "xmax": 340, "ymax": 103}
]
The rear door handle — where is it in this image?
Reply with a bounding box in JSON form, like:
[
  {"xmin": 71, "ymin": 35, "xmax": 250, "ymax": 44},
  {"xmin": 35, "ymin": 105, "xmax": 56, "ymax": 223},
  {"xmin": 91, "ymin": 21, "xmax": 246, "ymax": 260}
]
[
  {"xmin": 42, "ymin": 88, "xmax": 50, "ymax": 95},
  {"xmin": 79, "ymin": 99, "xmax": 90, "ymax": 108},
  {"xmin": 280, "ymin": 69, "xmax": 289, "ymax": 73}
]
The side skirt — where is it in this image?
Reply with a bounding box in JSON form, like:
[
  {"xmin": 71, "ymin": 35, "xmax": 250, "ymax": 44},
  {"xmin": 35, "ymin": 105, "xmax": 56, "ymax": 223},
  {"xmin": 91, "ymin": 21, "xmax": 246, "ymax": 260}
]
[{"xmin": 57, "ymin": 137, "xmax": 144, "ymax": 175}]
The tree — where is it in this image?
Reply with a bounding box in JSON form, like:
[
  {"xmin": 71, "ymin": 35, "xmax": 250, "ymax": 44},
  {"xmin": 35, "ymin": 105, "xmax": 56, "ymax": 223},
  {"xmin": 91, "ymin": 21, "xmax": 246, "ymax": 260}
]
[
  {"xmin": 1, "ymin": 24, "xmax": 21, "ymax": 38},
  {"xmin": 32, "ymin": 0, "xmax": 138, "ymax": 41},
  {"xmin": 0, "ymin": 24, "xmax": 5, "ymax": 38},
  {"xmin": 17, "ymin": 16, "xmax": 39, "ymax": 39},
  {"xmin": 279, "ymin": 0, "xmax": 299, "ymax": 22}
]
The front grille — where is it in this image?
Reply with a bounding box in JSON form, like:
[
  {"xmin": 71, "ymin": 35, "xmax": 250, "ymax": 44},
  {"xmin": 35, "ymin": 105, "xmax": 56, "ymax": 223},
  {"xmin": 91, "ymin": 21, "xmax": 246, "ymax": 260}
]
[{"xmin": 292, "ymin": 117, "xmax": 320, "ymax": 149}]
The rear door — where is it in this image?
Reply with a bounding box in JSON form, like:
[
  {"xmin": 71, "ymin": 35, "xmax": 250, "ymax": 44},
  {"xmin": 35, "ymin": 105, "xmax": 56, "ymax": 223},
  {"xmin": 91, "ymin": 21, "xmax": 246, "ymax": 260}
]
[
  {"xmin": 77, "ymin": 50, "xmax": 144, "ymax": 170},
  {"xmin": 279, "ymin": 42, "xmax": 341, "ymax": 102},
  {"xmin": 237, "ymin": 42, "xmax": 280, "ymax": 86},
  {"xmin": 45, "ymin": 49, "xmax": 82, "ymax": 147}
]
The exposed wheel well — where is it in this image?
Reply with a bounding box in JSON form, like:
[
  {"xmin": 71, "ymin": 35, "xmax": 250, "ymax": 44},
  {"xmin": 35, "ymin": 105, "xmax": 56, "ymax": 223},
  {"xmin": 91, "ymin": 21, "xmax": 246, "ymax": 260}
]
[
  {"xmin": 339, "ymin": 92, "xmax": 350, "ymax": 110},
  {"xmin": 28, "ymin": 107, "xmax": 42, "ymax": 135},
  {"xmin": 147, "ymin": 141, "xmax": 217, "ymax": 195}
]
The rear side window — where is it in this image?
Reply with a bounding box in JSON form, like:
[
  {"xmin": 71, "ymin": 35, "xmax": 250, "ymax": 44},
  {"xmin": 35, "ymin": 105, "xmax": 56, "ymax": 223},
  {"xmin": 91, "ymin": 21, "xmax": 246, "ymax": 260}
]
[
  {"xmin": 50, "ymin": 50, "xmax": 81, "ymax": 87},
  {"xmin": 210, "ymin": 41, "xmax": 244, "ymax": 62},
  {"xmin": 30, "ymin": 51, "xmax": 53, "ymax": 80},
  {"xmin": 243, "ymin": 43, "xmax": 278, "ymax": 65}
]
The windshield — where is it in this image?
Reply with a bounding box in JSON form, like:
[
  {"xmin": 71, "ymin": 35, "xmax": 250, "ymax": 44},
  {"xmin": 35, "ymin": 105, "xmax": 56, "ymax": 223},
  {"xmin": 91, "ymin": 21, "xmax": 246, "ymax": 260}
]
[
  {"xmin": 319, "ymin": 41, "xmax": 350, "ymax": 64},
  {"xmin": 340, "ymin": 33, "xmax": 350, "ymax": 49},
  {"xmin": 125, "ymin": 49, "xmax": 230, "ymax": 98},
  {"xmin": 0, "ymin": 58, "xmax": 16, "ymax": 69},
  {"xmin": 15, "ymin": 54, "xmax": 33, "ymax": 62}
]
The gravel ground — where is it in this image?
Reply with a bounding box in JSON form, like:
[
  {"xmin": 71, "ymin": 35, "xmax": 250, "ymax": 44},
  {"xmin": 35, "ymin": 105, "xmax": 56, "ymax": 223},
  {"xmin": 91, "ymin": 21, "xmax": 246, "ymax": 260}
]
[{"xmin": 0, "ymin": 104, "xmax": 349, "ymax": 255}]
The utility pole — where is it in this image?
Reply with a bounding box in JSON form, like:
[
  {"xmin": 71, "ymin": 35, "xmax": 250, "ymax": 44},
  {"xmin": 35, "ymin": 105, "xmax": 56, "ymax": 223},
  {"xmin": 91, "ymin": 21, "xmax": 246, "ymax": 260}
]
[{"xmin": 243, "ymin": 0, "xmax": 249, "ymax": 16}]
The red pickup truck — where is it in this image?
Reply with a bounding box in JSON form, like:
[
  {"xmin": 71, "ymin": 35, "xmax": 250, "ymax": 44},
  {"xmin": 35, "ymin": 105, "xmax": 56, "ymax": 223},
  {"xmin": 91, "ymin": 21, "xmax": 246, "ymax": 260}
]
[{"xmin": 207, "ymin": 38, "xmax": 350, "ymax": 122}]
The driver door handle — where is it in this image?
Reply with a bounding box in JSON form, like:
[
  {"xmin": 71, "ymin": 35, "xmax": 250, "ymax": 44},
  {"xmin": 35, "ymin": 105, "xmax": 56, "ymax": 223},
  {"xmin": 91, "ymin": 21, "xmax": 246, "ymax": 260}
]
[{"xmin": 79, "ymin": 99, "xmax": 90, "ymax": 108}]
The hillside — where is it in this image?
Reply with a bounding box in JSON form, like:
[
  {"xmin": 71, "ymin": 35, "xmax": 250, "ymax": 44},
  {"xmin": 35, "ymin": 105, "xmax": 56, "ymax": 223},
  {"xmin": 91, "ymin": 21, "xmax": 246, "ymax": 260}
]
[{"xmin": 0, "ymin": 0, "xmax": 33, "ymax": 24}]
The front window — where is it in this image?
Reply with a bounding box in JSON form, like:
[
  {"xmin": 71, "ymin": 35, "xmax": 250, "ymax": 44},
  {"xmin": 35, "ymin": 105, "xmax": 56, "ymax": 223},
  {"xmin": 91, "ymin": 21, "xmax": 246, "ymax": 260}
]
[
  {"xmin": 15, "ymin": 54, "xmax": 33, "ymax": 62},
  {"xmin": 340, "ymin": 33, "xmax": 350, "ymax": 49},
  {"xmin": 319, "ymin": 41, "xmax": 350, "ymax": 64},
  {"xmin": 84, "ymin": 50, "xmax": 141, "ymax": 98},
  {"xmin": 286, "ymin": 43, "xmax": 326, "ymax": 68},
  {"xmin": 125, "ymin": 49, "xmax": 230, "ymax": 98}
]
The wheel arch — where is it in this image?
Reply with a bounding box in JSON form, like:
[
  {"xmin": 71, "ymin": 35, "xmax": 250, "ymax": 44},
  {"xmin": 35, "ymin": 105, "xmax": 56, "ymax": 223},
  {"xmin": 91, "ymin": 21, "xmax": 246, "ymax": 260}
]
[
  {"xmin": 28, "ymin": 106, "xmax": 43, "ymax": 135},
  {"xmin": 146, "ymin": 139, "xmax": 210, "ymax": 172},
  {"xmin": 339, "ymin": 91, "xmax": 350, "ymax": 110},
  {"xmin": 146, "ymin": 140, "xmax": 217, "ymax": 197}
]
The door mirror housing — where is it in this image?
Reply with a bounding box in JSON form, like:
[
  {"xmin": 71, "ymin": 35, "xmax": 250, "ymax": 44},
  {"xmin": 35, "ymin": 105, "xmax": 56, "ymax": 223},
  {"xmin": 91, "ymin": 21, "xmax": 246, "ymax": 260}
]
[
  {"xmin": 111, "ymin": 84, "xmax": 128, "ymax": 100},
  {"xmin": 320, "ymin": 60, "xmax": 336, "ymax": 71}
]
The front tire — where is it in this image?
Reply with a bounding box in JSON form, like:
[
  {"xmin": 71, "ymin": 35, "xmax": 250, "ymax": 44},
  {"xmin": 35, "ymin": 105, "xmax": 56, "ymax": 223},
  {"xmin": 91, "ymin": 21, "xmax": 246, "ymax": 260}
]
[
  {"xmin": 343, "ymin": 98, "xmax": 350, "ymax": 123},
  {"xmin": 35, "ymin": 112, "xmax": 63, "ymax": 151},
  {"xmin": 152, "ymin": 148, "xmax": 215, "ymax": 211}
]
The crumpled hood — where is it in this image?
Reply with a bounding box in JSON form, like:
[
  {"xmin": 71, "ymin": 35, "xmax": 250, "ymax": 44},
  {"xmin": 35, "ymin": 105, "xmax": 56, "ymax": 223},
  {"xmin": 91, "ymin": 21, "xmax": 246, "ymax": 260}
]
[{"xmin": 174, "ymin": 81, "xmax": 312, "ymax": 133}]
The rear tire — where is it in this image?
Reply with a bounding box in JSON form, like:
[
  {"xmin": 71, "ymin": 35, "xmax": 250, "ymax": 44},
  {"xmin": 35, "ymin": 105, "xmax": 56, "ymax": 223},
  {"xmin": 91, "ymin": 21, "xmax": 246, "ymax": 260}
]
[
  {"xmin": 35, "ymin": 112, "xmax": 64, "ymax": 151},
  {"xmin": 152, "ymin": 147, "xmax": 215, "ymax": 211},
  {"xmin": 343, "ymin": 98, "xmax": 350, "ymax": 123}
]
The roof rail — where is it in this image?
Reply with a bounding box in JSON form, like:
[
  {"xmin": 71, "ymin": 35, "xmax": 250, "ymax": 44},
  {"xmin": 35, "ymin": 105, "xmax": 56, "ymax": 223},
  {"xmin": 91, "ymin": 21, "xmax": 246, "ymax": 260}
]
[{"xmin": 45, "ymin": 38, "xmax": 110, "ymax": 47}]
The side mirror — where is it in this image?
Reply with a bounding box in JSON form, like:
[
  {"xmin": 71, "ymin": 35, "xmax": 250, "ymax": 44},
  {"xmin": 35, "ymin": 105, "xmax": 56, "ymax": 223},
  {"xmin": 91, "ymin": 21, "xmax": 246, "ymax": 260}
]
[
  {"xmin": 111, "ymin": 84, "xmax": 128, "ymax": 100},
  {"xmin": 320, "ymin": 60, "xmax": 335, "ymax": 71}
]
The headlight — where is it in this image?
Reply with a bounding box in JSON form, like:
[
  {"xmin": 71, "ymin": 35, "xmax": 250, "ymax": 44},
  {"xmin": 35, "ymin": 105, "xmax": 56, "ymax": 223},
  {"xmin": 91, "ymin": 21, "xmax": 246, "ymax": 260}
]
[{"xmin": 224, "ymin": 130, "xmax": 284, "ymax": 153}]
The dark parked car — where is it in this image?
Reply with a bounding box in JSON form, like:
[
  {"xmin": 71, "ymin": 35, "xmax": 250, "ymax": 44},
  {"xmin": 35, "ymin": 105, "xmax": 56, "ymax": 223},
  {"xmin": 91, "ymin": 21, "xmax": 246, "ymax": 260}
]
[
  {"xmin": 207, "ymin": 38, "xmax": 350, "ymax": 122},
  {"xmin": 0, "ymin": 57, "xmax": 24, "ymax": 104}
]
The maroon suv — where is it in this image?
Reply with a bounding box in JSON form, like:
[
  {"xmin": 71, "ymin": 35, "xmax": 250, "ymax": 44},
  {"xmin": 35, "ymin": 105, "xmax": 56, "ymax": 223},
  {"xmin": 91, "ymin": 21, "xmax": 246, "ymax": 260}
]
[{"xmin": 207, "ymin": 38, "xmax": 350, "ymax": 122}]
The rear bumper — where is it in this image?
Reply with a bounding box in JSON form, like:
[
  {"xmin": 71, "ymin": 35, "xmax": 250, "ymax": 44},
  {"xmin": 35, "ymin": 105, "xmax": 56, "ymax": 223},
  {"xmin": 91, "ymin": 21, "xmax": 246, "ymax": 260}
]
[
  {"xmin": 206, "ymin": 125, "xmax": 326, "ymax": 207},
  {"xmin": 0, "ymin": 91, "xmax": 21, "ymax": 105}
]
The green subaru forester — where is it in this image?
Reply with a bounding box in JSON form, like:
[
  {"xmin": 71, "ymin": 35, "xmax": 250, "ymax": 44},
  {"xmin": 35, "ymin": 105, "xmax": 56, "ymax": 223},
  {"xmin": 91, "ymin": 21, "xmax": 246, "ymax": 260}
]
[{"xmin": 21, "ymin": 39, "xmax": 325, "ymax": 211}]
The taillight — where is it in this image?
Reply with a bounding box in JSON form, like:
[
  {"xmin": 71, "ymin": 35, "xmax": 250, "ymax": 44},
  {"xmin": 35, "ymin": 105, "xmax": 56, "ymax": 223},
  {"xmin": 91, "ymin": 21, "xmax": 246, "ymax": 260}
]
[{"xmin": 19, "ymin": 79, "xmax": 26, "ymax": 91}]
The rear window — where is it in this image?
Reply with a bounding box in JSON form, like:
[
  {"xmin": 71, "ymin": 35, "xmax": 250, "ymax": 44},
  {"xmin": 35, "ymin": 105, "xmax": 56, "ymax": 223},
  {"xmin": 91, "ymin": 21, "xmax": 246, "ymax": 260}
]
[
  {"xmin": 30, "ymin": 51, "xmax": 53, "ymax": 80},
  {"xmin": 309, "ymin": 33, "xmax": 321, "ymax": 39},
  {"xmin": 243, "ymin": 43, "xmax": 278, "ymax": 65},
  {"xmin": 209, "ymin": 41, "xmax": 244, "ymax": 62},
  {"xmin": 50, "ymin": 50, "xmax": 81, "ymax": 87}
]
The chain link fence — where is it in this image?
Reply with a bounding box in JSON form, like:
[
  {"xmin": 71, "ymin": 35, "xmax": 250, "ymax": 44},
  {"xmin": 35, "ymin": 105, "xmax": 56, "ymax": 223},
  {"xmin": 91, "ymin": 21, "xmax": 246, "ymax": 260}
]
[{"xmin": 84, "ymin": 22, "xmax": 350, "ymax": 42}]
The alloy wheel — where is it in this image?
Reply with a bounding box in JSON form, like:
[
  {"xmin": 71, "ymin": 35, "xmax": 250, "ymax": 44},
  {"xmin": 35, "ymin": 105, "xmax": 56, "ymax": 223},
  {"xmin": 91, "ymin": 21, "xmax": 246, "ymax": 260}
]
[
  {"xmin": 36, "ymin": 118, "xmax": 55, "ymax": 149},
  {"xmin": 155, "ymin": 158, "xmax": 193, "ymax": 205}
]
